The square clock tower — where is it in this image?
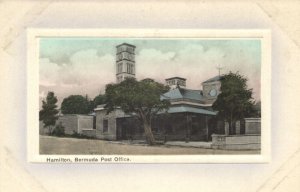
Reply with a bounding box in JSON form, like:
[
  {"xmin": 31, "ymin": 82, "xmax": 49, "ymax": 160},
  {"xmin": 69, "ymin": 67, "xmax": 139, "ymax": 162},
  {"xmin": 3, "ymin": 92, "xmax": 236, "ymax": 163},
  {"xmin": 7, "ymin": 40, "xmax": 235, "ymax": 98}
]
[{"xmin": 116, "ymin": 43, "xmax": 136, "ymax": 83}]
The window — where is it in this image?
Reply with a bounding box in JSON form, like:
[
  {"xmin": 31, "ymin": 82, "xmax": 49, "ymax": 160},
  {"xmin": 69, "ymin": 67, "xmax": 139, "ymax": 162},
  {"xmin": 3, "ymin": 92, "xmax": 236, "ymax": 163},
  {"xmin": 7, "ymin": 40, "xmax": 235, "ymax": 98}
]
[
  {"xmin": 127, "ymin": 63, "xmax": 134, "ymax": 74},
  {"xmin": 118, "ymin": 63, "xmax": 122, "ymax": 73},
  {"xmin": 103, "ymin": 120, "xmax": 108, "ymax": 133}
]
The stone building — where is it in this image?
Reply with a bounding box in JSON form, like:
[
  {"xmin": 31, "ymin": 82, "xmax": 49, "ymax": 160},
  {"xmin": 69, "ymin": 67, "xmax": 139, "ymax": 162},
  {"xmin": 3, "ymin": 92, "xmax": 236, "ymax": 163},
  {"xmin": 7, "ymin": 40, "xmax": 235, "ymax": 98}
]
[
  {"xmin": 116, "ymin": 43, "xmax": 136, "ymax": 83},
  {"xmin": 39, "ymin": 114, "xmax": 95, "ymax": 136},
  {"xmin": 52, "ymin": 42, "xmax": 260, "ymax": 147},
  {"xmin": 56, "ymin": 114, "xmax": 95, "ymax": 135},
  {"xmin": 93, "ymin": 42, "xmax": 226, "ymax": 141}
]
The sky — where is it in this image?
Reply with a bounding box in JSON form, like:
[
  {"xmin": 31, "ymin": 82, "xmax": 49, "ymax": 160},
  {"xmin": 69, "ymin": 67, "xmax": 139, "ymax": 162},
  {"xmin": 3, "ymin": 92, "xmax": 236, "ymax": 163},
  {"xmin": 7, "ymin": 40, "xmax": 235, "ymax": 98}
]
[{"xmin": 39, "ymin": 38, "xmax": 261, "ymax": 107}]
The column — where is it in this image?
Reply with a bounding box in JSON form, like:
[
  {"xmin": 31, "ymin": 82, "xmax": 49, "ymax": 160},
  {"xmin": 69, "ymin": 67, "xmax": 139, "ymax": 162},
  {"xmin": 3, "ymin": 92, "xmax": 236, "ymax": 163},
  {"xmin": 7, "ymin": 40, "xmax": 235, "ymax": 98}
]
[
  {"xmin": 224, "ymin": 121, "xmax": 229, "ymax": 135},
  {"xmin": 235, "ymin": 121, "xmax": 241, "ymax": 135}
]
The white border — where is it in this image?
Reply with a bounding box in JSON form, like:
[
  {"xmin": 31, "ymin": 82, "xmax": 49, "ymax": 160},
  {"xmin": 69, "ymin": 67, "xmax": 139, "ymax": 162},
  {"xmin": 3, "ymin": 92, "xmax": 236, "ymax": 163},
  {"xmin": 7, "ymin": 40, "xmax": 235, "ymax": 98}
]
[{"xmin": 27, "ymin": 29, "xmax": 271, "ymax": 163}]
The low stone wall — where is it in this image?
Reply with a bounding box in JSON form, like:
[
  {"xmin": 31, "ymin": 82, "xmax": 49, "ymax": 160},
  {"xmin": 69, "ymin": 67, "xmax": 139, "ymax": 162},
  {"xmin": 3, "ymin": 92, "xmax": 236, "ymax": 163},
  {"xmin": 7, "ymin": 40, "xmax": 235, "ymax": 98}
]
[
  {"xmin": 57, "ymin": 115, "xmax": 78, "ymax": 135},
  {"xmin": 244, "ymin": 118, "xmax": 261, "ymax": 134},
  {"xmin": 81, "ymin": 129, "xmax": 96, "ymax": 138},
  {"xmin": 211, "ymin": 134, "xmax": 261, "ymax": 150}
]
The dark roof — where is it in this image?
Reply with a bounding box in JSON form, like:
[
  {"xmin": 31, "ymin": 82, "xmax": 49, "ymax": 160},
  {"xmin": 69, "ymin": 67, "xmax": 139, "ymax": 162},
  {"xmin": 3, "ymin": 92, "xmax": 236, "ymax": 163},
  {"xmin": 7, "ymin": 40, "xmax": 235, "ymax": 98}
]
[
  {"xmin": 202, "ymin": 75, "xmax": 221, "ymax": 83},
  {"xmin": 158, "ymin": 105, "xmax": 216, "ymax": 115},
  {"xmin": 116, "ymin": 43, "xmax": 136, "ymax": 48},
  {"xmin": 165, "ymin": 77, "xmax": 186, "ymax": 81},
  {"xmin": 161, "ymin": 87, "xmax": 204, "ymax": 101}
]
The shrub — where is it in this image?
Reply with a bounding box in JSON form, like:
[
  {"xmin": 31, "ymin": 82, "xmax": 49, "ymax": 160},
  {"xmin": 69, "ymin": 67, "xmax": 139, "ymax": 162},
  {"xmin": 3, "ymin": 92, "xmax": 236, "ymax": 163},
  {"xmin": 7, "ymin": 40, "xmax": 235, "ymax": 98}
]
[{"xmin": 52, "ymin": 123, "xmax": 65, "ymax": 137}]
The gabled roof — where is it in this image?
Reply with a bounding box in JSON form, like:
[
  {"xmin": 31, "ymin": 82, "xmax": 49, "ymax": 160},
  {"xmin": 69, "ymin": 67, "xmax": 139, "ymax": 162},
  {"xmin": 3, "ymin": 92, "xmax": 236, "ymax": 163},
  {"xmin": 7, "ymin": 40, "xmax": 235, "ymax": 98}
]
[{"xmin": 202, "ymin": 75, "xmax": 221, "ymax": 83}]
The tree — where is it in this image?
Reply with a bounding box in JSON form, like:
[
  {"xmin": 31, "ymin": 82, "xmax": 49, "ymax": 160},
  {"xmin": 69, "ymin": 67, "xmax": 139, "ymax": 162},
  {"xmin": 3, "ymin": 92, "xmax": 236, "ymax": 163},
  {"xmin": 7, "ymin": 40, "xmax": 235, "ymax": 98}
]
[
  {"xmin": 105, "ymin": 78, "xmax": 170, "ymax": 145},
  {"xmin": 212, "ymin": 72, "xmax": 255, "ymax": 134},
  {"xmin": 39, "ymin": 92, "xmax": 59, "ymax": 134},
  {"xmin": 61, "ymin": 95, "xmax": 90, "ymax": 114},
  {"xmin": 92, "ymin": 94, "xmax": 106, "ymax": 109},
  {"xmin": 52, "ymin": 122, "xmax": 65, "ymax": 137}
]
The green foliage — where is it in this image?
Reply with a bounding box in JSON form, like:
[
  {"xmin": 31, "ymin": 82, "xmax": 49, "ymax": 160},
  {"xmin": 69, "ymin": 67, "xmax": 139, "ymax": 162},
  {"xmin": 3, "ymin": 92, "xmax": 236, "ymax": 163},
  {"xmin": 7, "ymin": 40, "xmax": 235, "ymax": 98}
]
[
  {"xmin": 105, "ymin": 77, "xmax": 170, "ymax": 145},
  {"xmin": 39, "ymin": 92, "xmax": 59, "ymax": 133},
  {"xmin": 212, "ymin": 72, "xmax": 255, "ymax": 133},
  {"xmin": 52, "ymin": 122, "xmax": 65, "ymax": 137},
  {"xmin": 92, "ymin": 94, "xmax": 106, "ymax": 109},
  {"xmin": 61, "ymin": 95, "xmax": 90, "ymax": 114}
]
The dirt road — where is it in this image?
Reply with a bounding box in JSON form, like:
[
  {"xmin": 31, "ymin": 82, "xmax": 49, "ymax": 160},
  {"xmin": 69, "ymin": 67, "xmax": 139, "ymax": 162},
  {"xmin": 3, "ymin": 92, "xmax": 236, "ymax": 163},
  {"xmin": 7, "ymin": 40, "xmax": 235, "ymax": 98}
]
[{"xmin": 40, "ymin": 135, "xmax": 260, "ymax": 155}]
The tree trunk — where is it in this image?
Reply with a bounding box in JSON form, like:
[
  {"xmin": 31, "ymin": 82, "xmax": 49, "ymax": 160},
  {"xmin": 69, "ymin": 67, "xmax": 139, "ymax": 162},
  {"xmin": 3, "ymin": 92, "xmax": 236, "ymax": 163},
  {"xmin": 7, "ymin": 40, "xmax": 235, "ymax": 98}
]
[{"xmin": 143, "ymin": 122, "xmax": 156, "ymax": 145}]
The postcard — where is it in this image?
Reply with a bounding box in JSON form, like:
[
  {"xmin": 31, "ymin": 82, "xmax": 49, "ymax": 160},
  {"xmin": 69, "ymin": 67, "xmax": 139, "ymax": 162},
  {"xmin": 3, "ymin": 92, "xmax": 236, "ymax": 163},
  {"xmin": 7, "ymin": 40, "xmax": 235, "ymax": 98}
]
[{"xmin": 27, "ymin": 29, "xmax": 271, "ymax": 163}]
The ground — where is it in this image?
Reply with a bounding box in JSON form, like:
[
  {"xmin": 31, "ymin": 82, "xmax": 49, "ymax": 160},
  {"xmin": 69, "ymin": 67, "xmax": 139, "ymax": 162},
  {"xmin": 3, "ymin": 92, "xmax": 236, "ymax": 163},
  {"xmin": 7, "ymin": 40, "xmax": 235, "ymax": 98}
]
[{"xmin": 40, "ymin": 135, "xmax": 260, "ymax": 155}]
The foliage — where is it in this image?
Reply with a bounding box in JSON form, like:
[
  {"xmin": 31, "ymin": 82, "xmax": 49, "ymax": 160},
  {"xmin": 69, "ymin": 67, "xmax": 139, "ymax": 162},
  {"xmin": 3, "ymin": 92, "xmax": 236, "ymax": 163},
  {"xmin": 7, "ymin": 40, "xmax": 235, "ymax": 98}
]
[
  {"xmin": 71, "ymin": 131, "xmax": 95, "ymax": 139},
  {"xmin": 105, "ymin": 77, "xmax": 170, "ymax": 145},
  {"xmin": 212, "ymin": 72, "xmax": 255, "ymax": 134},
  {"xmin": 92, "ymin": 94, "xmax": 106, "ymax": 109},
  {"xmin": 39, "ymin": 92, "xmax": 59, "ymax": 134},
  {"xmin": 51, "ymin": 122, "xmax": 65, "ymax": 137},
  {"xmin": 61, "ymin": 95, "xmax": 90, "ymax": 114},
  {"xmin": 253, "ymin": 101, "xmax": 261, "ymax": 117}
]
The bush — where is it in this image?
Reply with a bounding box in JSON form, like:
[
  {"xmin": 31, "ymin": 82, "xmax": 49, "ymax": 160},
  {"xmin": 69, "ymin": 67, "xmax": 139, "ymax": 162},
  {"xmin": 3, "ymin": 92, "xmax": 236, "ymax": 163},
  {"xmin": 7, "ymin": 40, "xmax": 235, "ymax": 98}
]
[
  {"xmin": 52, "ymin": 123, "xmax": 65, "ymax": 137},
  {"xmin": 71, "ymin": 131, "xmax": 95, "ymax": 139}
]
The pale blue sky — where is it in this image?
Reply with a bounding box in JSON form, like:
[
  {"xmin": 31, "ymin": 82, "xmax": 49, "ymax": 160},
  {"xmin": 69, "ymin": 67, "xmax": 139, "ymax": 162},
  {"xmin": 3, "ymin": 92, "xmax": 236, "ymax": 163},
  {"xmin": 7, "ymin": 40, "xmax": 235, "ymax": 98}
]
[{"xmin": 39, "ymin": 38, "xmax": 261, "ymax": 105}]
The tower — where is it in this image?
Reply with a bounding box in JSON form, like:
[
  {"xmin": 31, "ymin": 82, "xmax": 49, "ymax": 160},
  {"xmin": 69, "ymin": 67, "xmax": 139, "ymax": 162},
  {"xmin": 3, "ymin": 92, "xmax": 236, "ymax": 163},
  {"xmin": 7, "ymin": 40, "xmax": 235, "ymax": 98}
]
[{"xmin": 116, "ymin": 43, "xmax": 136, "ymax": 83}]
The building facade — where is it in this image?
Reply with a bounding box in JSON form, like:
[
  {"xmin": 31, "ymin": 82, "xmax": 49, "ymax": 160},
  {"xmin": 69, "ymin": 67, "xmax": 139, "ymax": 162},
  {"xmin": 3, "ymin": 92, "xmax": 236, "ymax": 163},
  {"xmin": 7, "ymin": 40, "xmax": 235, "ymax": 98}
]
[
  {"xmin": 93, "ymin": 43, "xmax": 224, "ymax": 141},
  {"xmin": 39, "ymin": 114, "xmax": 95, "ymax": 136},
  {"xmin": 93, "ymin": 43, "xmax": 260, "ymax": 146},
  {"xmin": 116, "ymin": 43, "xmax": 136, "ymax": 83}
]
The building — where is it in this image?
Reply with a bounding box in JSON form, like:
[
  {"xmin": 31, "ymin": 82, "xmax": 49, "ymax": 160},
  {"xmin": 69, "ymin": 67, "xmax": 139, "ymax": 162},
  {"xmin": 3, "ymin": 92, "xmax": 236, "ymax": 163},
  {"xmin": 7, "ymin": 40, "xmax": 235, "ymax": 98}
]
[
  {"xmin": 56, "ymin": 114, "xmax": 95, "ymax": 135},
  {"xmin": 116, "ymin": 43, "xmax": 136, "ymax": 83},
  {"xmin": 165, "ymin": 77, "xmax": 186, "ymax": 89},
  {"xmin": 94, "ymin": 42, "xmax": 225, "ymax": 141},
  {"xmin": 94, "ymin": 75, "xmax": 221, "ymax": 141},
  {"xmin": 39, "ymin": 42, "xmax": 259, "ymax": 149},
  {"xmin": 39, "ymin": 114, "xmax": 95, "ymax": 136}
]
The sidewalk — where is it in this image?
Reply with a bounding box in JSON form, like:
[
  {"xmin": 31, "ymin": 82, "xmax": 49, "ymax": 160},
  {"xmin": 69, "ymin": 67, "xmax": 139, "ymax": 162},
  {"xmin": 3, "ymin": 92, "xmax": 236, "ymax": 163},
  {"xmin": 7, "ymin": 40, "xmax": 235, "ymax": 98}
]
[
  {"xmin": 165, "ymin": 141, "xmax": 212, "ymax": 149},
  {"xmin": 109, "ymin": 140, "xmax": 212, "ymax": 149}
]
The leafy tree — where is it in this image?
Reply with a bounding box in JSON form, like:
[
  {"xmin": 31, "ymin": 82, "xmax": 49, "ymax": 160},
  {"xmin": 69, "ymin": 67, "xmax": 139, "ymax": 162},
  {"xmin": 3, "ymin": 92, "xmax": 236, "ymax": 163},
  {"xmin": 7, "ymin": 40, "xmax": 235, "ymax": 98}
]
[
  {"xmin": 92, "ymin": 94, "xmax": 106, "ymax": 109},
  {"xmin": 39, "ymin": 92, "xmax": 59, "ymax": 134},
  {"xmin": 105, "ymin": 78, "xmax": 170, "ymax": 145},
  {"xmin": 212, "ymin": 72, "xmax": 255, "ymax": 134},
  {"xmin": 61, "ymin": 95, "xmax": 89, "ymax": 114}
]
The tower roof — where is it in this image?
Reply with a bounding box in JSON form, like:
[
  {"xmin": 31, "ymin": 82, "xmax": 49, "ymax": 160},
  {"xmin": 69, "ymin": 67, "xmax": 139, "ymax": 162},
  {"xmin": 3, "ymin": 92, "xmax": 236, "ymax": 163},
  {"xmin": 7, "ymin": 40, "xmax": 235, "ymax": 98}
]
[
  {"xmin": 165, "ymin": 77, "xmax": 186, "ymax": 81},
  {"xmin": 116, "ymin": 43, "xmax": 136, "ymax": 48},
  {"xmin": 202, "ymin": 75, "xmax": 221, "ymax": 83}
]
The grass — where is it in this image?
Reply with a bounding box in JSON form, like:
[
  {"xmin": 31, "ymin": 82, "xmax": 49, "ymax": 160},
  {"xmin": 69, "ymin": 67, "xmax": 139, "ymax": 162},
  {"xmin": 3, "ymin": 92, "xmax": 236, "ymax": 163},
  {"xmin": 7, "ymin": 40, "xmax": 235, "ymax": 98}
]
[{"xmin": 40, "ymin": 135, "xmax": 260, "ymax": 155}]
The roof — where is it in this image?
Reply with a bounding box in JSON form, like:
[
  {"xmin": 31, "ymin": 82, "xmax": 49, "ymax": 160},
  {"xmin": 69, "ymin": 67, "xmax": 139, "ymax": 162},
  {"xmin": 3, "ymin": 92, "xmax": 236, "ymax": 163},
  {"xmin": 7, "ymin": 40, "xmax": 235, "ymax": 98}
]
[
  {"xmin": 165, "ymin": 77, "xmax": 186, "ymax": 81},
  {"xmin": 59, "ymin": 114, "xmax": 94, "ymax": 117},
  {"xmin": 116, "ymin": 43, "xmax": 136, "ymax": 48},
  {"xmin": 158, "ymin": 105, "xmax": 216, "ymax": 115},
  {"xmin": 161, "ymin": 87, "xmax": 204, "ymax": 101},
  {"xmin": 202, "ymin": 75, "xmax": 221, "ymax": 83}
]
